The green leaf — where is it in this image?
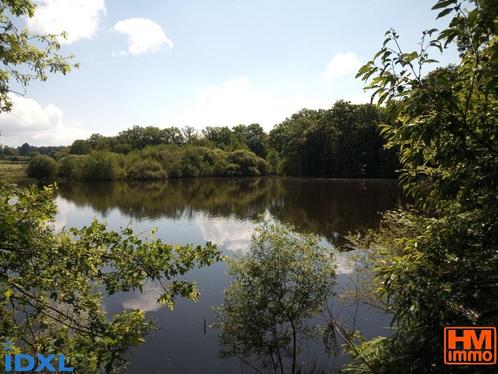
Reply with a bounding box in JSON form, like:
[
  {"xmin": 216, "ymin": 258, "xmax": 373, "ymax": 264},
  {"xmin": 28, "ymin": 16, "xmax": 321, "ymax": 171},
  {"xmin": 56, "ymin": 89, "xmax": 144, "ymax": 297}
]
[
  {"xmin": 437, "ymin": 8, "xmax": 453, "ymax": 19},
  {"xmin": 431, "ymin": 0, "xmax": 456, "ymax": 10}
]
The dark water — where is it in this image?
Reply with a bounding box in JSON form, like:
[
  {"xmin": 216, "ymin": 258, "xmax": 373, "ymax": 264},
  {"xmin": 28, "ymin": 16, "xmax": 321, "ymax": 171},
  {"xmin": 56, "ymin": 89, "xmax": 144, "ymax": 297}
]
[{"xmin": 54, "ymin": 177, "xmax": 402, "ymax": 373}]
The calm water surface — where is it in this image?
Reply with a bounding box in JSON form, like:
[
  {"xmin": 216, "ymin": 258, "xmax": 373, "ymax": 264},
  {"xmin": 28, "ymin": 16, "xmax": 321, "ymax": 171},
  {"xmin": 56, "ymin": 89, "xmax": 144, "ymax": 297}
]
[{"xmin": 54, "ymin": 177, "xmax": 402, "ymax": 373}]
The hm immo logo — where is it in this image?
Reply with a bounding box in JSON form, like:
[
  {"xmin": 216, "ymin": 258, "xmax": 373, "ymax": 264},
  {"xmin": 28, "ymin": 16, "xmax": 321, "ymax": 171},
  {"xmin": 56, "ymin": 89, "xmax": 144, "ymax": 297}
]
[
  {"xmin": 444, "ymin": 327, "xmax": 496, "ymax": 365},
  {"xmin": 2, "ymin": 340, "xmax": 74, "ymax": 372}
]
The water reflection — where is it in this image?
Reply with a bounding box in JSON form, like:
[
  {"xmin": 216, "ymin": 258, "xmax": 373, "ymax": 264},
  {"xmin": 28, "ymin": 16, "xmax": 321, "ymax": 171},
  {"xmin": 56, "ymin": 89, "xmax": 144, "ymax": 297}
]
[
  {"xmin": 57, "ymin": 177, "xmax": 401, "ymax": 246},
  {"xmin": 54, "ymin": 177, "xmax": 401, "ymax": 373}
]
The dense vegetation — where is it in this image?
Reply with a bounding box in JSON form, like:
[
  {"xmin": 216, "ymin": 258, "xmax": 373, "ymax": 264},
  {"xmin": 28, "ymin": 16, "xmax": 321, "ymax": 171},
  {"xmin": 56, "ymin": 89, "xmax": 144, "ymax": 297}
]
[
  {"xmin": 269, "ymin": 101, "xmax": 398, "ymax": 177},
  {"xmin": 2, "ymin": 0, "xmax": 495, "ymax": 371},
  {"xmin": 0, "ymin": 143, "xmax": 65, "ymax": 160},
  {"xmin": 26, "ymin": 154, "xmax": 58, "ymax": 178},
  {"xmin": 342, "ymin": 0, "xmax": 498, "ymax": 372},
  {"xmin": 0, "ymin": 184, "xmax": 221, "ymax": 372},
  {"xmin": 28, "ymin": 145, "xmax": 269, "ymax": 180},
  {"xmin": 0, "ymin": 1, "xmax": 221, "ymax": 372},
  {"xmin": 18, "ymin": 101, "xmax": 399, "ymax": 180},
  {"xmin": 216, "ymin": 222, "xmax": 336, "ymax": 374}
]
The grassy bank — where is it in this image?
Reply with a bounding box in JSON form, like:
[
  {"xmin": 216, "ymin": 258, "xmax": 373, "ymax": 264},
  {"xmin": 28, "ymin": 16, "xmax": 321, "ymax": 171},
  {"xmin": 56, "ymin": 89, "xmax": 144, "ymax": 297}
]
[{"xmin": 0, "ymin": 161, "xmax": 28, "ymax": 180}]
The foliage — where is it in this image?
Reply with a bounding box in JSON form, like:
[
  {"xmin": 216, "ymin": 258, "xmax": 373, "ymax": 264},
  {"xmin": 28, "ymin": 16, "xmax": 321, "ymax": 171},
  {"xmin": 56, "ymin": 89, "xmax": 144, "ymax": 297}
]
[
  {"xmin": 28, "ymin": 146, "xmax": 270, "ymax": 180},
  {"xmin": 18, "ymin": 143, "xmax": 33, "ymax": 156},
  {"xmin": 58, "ymin": 154, "xmax": 84, "ymax": 179},
  {"xmin": 0, "ymin": 0, "xmax": 76, "ymax": 112},
  {"xmin": 0, "ymin": 184, "xmax": 221, "ymax": 372},
  {"xmin": 117, "ymin": 126, "xmax": 184, "ymax": 149},
  {"xmin": 356, "ymin": 0, "xmax": 497, "ymax": 209},
  {"xmin": 346, "ymin": 0, "xmax": 498, "ymax": 372},
  {"xmin": 0, "ymin": 144, "xmax": 65, "ymax": 159},
  {"xmin": 126, "ymin": 159, "xmax": 167, "ymax": 180},
  {"xmin": 232, "ymin": 123, "xmax": 268, "ymax": 157},
  {"xmin": 216, "ymin": 221, "xmax": 336, "ymax": 374},
  {"xmin": 0, "ymin": 145, "xmax": 19, "ymax": 158},
  {"xmin": 79, "ymin": 151, "xmax": 124, "ymax": 181},
  {"xmin": 269, "ymin": 102, "xmax": 399, "ymax": 177},
  {"xmin": 70, "ymin": 139, "xmax": 92, "ymax": 155},
  {"xmin": 14, "ymin": 105, "xmax": 398, "ymax": 180},
  {"xmin": 226, "ymin": 149, "xmax": 267, "ymax": 176},
  {"xmin": 27, "ymin": 154, "xmax": 57, "ymax": 178}
]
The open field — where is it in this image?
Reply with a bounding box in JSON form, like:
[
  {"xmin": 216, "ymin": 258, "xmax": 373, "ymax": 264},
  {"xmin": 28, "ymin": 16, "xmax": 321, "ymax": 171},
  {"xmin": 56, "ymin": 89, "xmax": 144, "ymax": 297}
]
[{"xmin": 0, "ymin": 161, "xmax": 28, "ymax": 179}]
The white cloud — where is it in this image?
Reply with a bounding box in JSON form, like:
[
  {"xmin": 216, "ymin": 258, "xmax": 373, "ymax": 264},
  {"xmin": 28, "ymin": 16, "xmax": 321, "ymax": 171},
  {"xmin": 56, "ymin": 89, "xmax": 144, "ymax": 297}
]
[
  {"xmin": 122, "ymin": 283, "xmax": 164, "ymax": 312},
  {"xmin": 172, "ymin": 76, "xmax": 330, "ymax": 130},
  {"xmin": 197, "ymin": 215, "xmax": 256, "ymax": 253},
  {"xmin": 322, "ymin": 52, "xmax": 362, "ymax": 80},
  {"xmin": 0, "ymin": 94, "xmax": 90, "ymax": 146},
  {"xmin": 27, "ymin": 0, "xmax": 106, "ymax": 44},
  {"xmin": 113, "ymin": 18, "xmax": 172, "ymax": 56}
]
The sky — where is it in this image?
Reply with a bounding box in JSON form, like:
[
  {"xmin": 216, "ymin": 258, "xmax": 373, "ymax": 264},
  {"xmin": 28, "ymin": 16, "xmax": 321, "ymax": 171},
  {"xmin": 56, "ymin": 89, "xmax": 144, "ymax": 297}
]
[{"xmin": 0, "ymin": 0, "xmax": 460, "ymax": 146}]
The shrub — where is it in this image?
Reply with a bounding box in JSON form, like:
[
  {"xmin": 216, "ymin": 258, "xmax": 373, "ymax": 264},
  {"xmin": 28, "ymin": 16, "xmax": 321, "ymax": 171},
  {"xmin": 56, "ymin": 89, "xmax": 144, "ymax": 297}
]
[
  {"xmin": 227, "ymin": 150, "xmax": 268, "ymax": 176},
  {"xmin": 27, "ymin": 155, "xmax": 57, "ymax": 179},
  {"xmin": 0, "ymin": 184, "xmax": 221, "ymax": 373},
  {"xmin": 216, "ymin": 222, "xmax": 336, "ymax": 373},
  {"xmin": 126, "ymin": 159, "xmax": 167, "ymax": 180},
  {"xmin": 56, "ymin": 144, "xmax": 268, "ymax": 180},
  {"xmin": 80, "ymin": 151, "xmax": 123, "ymax": 181},
  {"xmin": 58, "ymin": 155, "xmax": 84, "ymax": 179},
  {"xmin": 69, "ymin": 139, "xmax": 92, "ymax": 155}
]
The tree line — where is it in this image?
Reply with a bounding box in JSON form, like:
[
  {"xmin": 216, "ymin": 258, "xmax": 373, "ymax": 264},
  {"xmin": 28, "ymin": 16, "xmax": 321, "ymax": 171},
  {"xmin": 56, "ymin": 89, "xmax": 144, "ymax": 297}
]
[
  {"xmin": 28, "ymin": 145, "xmax": 269, "ymax": 180},
  {"xmin": 21, "ymin": 101, "xmax": 399, "ymax": 180},
  {"xmin": 2, "ymin": 0, "xmax": 495, "ymax": 371},
  {"xmin": 340, "ymin": 0, "xmax": 498, "ymax": 371},
  {"xmin": 0, "ymin": 143, "xmax": 64, "ymax": 160}
]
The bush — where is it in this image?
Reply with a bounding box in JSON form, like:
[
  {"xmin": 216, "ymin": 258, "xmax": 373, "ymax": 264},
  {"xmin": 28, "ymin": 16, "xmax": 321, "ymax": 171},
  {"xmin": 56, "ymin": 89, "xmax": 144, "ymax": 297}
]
[
  {"xmin": 126, "ymin": 159, "xmax": 167, "ymax": 180},
  {"xmin": 80, "ymin": 151, "xmax": 123, "ymax": 181},
  {"xmin": 69, "ymin": 139, "xmax": 92, "ymax": 155},
  {"xmin": 53, "ymin": 145, "xmax": 268, "ymax": 180},
  {"xmin": 27, "ymin": 155, "xmax": 58, "ymax": 178},
  {"xmin": 227, "ymin": 150, "xmax": 268, "ymax": 176},
  {"xmin": 216, "ymin": 222, "xmax": 336, "ymax": 372},
  {"xmin": 0, "ymin": 184, "xmax": 221, "ymax": 373},
  {"xmin": 58, "ymin": 155, "xmax": 84, "ymax": 179}
]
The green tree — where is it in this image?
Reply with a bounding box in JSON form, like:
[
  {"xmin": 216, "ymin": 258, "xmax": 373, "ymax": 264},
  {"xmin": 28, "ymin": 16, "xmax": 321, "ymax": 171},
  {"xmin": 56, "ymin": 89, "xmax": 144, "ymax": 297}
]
[
  {"xmin": 27, "ymin": 154, "xmax": 57, "ymax": 178},
  {"xmin": 269, "ymin": 109, "xmax": 319, "ymax": 176},
  {"xmin": 0, "ymin": 0, "xmax": 76, "ymax": 112},
  {"xmin": 0, "ymin": 2, "xmax": 222, "ymax": 373},
  {"xmin": 116, "ymin": 126, "xmax": 185, "ymax": 150},
  {"xmin": 226, "ymin": 149, "xmax": 268, "ymax": 176},
  {"xmin": 0, "ymin": 185, "xmax": 221, "ymax": 372},
  {"xmin": 58, "ymin": 154, "xmax": 84, "ymax": 179},
  {"xmin": 346, "ymin": 0, "xmax": 498, "ymax": 371},
  {"xmin": 70, "ymin": 139, "xmax": 92, "ymax": 155},
  {"xmin": 202, "ymin": 126, "xmax": 237, "ymax": 149},
  {"xmin": 17, "ymin": 142, "xmax": 33, "ymax": 157},
  {"xmin": 88, "ymin": 133, "xmax": 110, "ymax": 151},
  {"xmin": 216, "ymin": 222, "xmax": 336, "ymax": 374},
  {"xmin": 182, "ymin": 126, "xmax": 199, "ymax": 143},
  {"xmin": 126, "ymin": 159, "xmax": 167, "ymax": 180},
  {"xmin": 80, "ymin": 151, "xmax": 123, "ymax": 181},
  {"xmin": 233, "ymin": 123, "xmax": 268, "ymax": 157},
  {"xmin": 0, "ymin": 145, "xmax": 18, "ymax": 157},
  {"xmin": 269, "ymin": 104, "xmax": 398, "ymax": 177}
]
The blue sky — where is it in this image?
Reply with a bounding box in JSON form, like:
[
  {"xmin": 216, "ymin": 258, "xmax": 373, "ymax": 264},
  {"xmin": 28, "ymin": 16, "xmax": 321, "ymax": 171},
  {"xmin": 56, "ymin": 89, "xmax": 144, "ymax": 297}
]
[{"xmin": 0, "ymin": 0, "xmax": 459, "ymax": 146}]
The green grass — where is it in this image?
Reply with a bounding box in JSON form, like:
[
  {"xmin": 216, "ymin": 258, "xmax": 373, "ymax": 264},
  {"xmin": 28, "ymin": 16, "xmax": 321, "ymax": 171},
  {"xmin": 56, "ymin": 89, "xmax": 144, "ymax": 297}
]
[{"xmin": 0, "ymin": 161, "xmax": 28, "ymax": 179}]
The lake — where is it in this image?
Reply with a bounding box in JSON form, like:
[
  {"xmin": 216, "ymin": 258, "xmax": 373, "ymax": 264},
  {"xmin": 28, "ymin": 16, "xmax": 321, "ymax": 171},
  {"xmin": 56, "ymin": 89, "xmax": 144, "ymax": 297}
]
[{"xmin": 54, "ymin": 177, "xmax": 402, "ymax": 373}]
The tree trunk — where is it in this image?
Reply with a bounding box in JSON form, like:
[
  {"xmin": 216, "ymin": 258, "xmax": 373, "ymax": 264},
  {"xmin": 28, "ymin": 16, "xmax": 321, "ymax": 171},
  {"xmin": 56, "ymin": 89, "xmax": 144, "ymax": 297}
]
[{"xmin": 290, "ymin": 318, "xmax": 297, "ymax": 374}]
